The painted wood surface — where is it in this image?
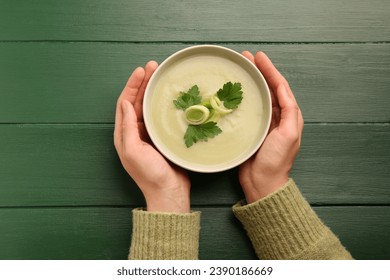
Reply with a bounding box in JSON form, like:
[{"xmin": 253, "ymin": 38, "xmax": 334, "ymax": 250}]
[
  {"xmin": 0, "ymin": 124, "xmax": 389, "ymax": 207},
  {"xmin": 0, "ymin": 0, "xmax": 389, "ymax": 260},
  {"xmin": 1, "ymin": 43, "xmax": 389, "ymax": 123},
  {"xmin": 0, "ymin": 207, "xmax": 388, "ymax": 260},
  {"xmin": 1, "ymin": 0, "xmax": 389, "ymax": 42}
]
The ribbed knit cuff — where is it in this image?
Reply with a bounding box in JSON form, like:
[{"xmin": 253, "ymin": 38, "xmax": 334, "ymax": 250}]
[
  {"xmin": 129, "ymin": 209, "xmax": 201, "ymax": 260},
  {"xmin": 233, "ymin": 179, "xmax": 352, "ymax": 260}
]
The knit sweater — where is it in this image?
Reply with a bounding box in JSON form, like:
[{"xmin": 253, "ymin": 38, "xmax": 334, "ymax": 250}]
[{"xmin": 128, "ymin": 179, "xmax": 352, "ymax": 260}]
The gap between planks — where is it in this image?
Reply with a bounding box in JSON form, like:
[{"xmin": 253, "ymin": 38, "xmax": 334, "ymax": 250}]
[
  {"xmin": 0, "ymin": 204, "xmax": 389, "ymax": 210},
  {"xmin": 0, "ymin": 40, "xmax": 390, "ymax": 45},
  {"xmin": 0, "ymin": 122, "xmax": 389, "ymax": 126}
]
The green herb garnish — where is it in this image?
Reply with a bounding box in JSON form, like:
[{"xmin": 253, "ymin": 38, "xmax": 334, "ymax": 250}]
[
  {"xmin": 173, "ymin": 85, "xmax": 201, "ymax": 110},
  {"xmin": 217, "ymin": 82, "xmax": 243, "ymax": 109},
  {"xmin": 173, "ymin": 82, "xmax": 243, "ymax": 147},
  {"xmin": 184, "ymin": 122, "xmax": 222, "ymax": 148}
]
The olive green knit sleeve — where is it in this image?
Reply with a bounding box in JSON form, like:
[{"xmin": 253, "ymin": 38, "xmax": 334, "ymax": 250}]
[
  {"xmin": 233, "ymin": 179, "xmax": 353, "ymax": 260},
  {"xmin": 129, "ymin": 208, "xmax": 201, "ymax": 260}
]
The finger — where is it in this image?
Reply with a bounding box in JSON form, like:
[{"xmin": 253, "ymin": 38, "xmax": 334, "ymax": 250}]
[
  {"xmin": 276, "ymin": 84, "xmax": 299, "ymax": 135},
  {"xmin": 114, "ymin": 99, "xmax": 123, "ymax": 151},
  {"xmin": 115, "ymin": 67, "xmax": 145, "ymax": 147},
  {"xmin": 252, "ymin": 52, "xmax": 280, "ymax": 109},
  {"xmin": 121, "ymin": 100, "xmax": 141, "ymax": 151},
  {"xmin": 270, "ymin": 88, "xmax": 279, "ymax": 113},
  {"xmin": 270, "ymin": 105, "xmax": 281, "ymax": 131},
  {"xmin": 120, "ymin": 67, "xmax": 146, "ymax": 104},
  {"xmin": 254, "ymin": 52, "xmax": 290, "ymax": 93},
  {"xmin": 137, "ymin": 121, "xmax": 151, "ymax": 143},
  {"xmin": 243, "ymin": 51, "xmax": 281, "ymax": 132},
  {"xmin": 297, "ymin": 108, "xmax": 304, "ymax": 145},
  {"xmin": 298, "ymin": 109, "xmax": 304, "ymax": 133},
  {"xmin": 255, "ymin": 51, "xmax": 301, "ymax": 113},
  {"xmin": 242, "ymin": 51, "xmax": 255, "ymax": 64},
  {"xmin": 134, "ymin": 61, "xmax": 159, "ymax": 119}
]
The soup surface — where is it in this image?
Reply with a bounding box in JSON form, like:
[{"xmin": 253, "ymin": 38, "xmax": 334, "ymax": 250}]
[{"xmin": 150, "ymin": 54, "xmax": 266, "ymax": 168}]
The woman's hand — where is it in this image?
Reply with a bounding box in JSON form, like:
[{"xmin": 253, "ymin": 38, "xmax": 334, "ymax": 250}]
[
  {"xmin": 114, "ymin": 61, "xmax": 191, "ymax": 213},
  {"xmin": 239, "ymin": 51, "xmax": 304, "ymax": 203}
]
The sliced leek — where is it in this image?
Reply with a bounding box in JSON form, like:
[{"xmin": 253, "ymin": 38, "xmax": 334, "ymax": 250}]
[
  {"xmin": 210, "ymin": 95, "xmax": 233, "ymax": 115},
  {"xmin": 184, "ymin": 105, "xmax": 210, "ymax": 125},
  {"xmin": 173, "ymin": 82, "xmax": 243, "ymax": 147}
]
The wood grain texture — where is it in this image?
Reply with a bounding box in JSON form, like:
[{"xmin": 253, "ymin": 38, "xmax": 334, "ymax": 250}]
[
  {"xmin": 0, "ymin": 124, "xmax": 389, "ymax": 207},
  {"xmin": 0, "ymin": 206, "xmax": 388, "ymax": 260},
  {"xmin": 0, "ymin": 0, "xmax": 388, "ymax": 262},
  {"xmin": 1, "ymin": 43, "xmax": 389, "ymax": 123},
  {"xmin": 1, "ymin": 0, "xmax": 389, "ymax": 42}
]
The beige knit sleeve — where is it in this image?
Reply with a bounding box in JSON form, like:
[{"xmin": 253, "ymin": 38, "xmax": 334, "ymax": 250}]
[
  {"xmin": 232, "ymin": 179, "xmax": 353, "ymax": 260},
  {"xmin": 129, "ymin": 208, "xmax": 201, "ymax": 260}
]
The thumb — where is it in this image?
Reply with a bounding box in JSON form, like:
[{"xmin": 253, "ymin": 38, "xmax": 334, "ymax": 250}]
[{"xmin": 121, "ymin": 100, "xmax": 141, "ymax": 148}]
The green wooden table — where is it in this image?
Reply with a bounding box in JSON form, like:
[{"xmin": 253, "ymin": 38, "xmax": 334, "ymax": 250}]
[{"xmin": 0, "ymin": 0, "xmax": 389, "ymax": 260}]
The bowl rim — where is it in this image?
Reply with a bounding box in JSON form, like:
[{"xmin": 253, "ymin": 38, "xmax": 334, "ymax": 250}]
[{"xmin": 143, "ymin": 44, "xmax": 272, "ymax": 173}]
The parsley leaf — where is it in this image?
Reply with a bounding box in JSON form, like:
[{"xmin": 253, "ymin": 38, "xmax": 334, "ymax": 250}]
[
  {"xmin": 173, "ymin": 85, "xmax": 202, "ymax": 110},
  {"xmin": 217, "ymin": 82, "xmax": 243, "ymax": 109},
  {"xmin": 184, "ymin": 122, "xmax": 222, "ymax": 148},
  {"xmin": 173, "ymin": 82, "xmax": 244, "ymax": 147}
]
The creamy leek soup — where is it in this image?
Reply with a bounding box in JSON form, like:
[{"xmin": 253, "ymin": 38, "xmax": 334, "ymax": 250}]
[{"xmin": 149, "ymin": 54, "xmax": 266, "ymax": 168}]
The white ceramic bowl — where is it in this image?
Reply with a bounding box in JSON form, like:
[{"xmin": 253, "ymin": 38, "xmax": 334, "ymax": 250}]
[{"xmin": 143, "ymin": 45, "xmax": 271, "ymax": 173}]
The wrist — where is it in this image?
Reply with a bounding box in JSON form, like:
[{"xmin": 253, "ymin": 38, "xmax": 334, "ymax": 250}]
[
  {"xmin": 241, "ymin": 171, "xmax": 288, "ymax": 203},
  {"xmin": 143, "ymin": 186, "xmax": 191, "ymax": 213}
]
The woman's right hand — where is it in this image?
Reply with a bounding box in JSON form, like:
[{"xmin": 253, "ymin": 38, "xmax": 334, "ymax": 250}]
[{"xmin": 239, "ymin": 51, "xmax": 304, "ymax": 203}]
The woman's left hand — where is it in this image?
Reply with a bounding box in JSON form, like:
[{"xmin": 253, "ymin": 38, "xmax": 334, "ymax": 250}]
[{"xmin": 114, "ymin": 61, "xmax": 191, "ymax": 213}]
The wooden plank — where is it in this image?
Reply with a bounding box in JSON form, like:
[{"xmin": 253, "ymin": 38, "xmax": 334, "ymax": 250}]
[
  {"xmin": 315, "ymin": 207, "xmax": 390, "ymax": 260},
  {"xmin": 0, "ymin": 124, "xmax": 242, "ymax": 207},
  {"xmin": 0, "ymin": 206, "xmax": 388, "ymax": 260},
  {"xmin": 0, "ymin": 0, "xmax": 389, "ymax": 42},
  {"xmin": 0, "ymin": 124, "xmax": 145, "ymax": 207},
  {"xmin": 1, "ymin": 42, "xmax": 389, "ymax": 123},
  {"xmin": 293, "ymin": 124, "xmax": 390, "ymax": 205},
  {"xmin": 0, "ymin": 124, "xmax": 389, "ymax": 206}
]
